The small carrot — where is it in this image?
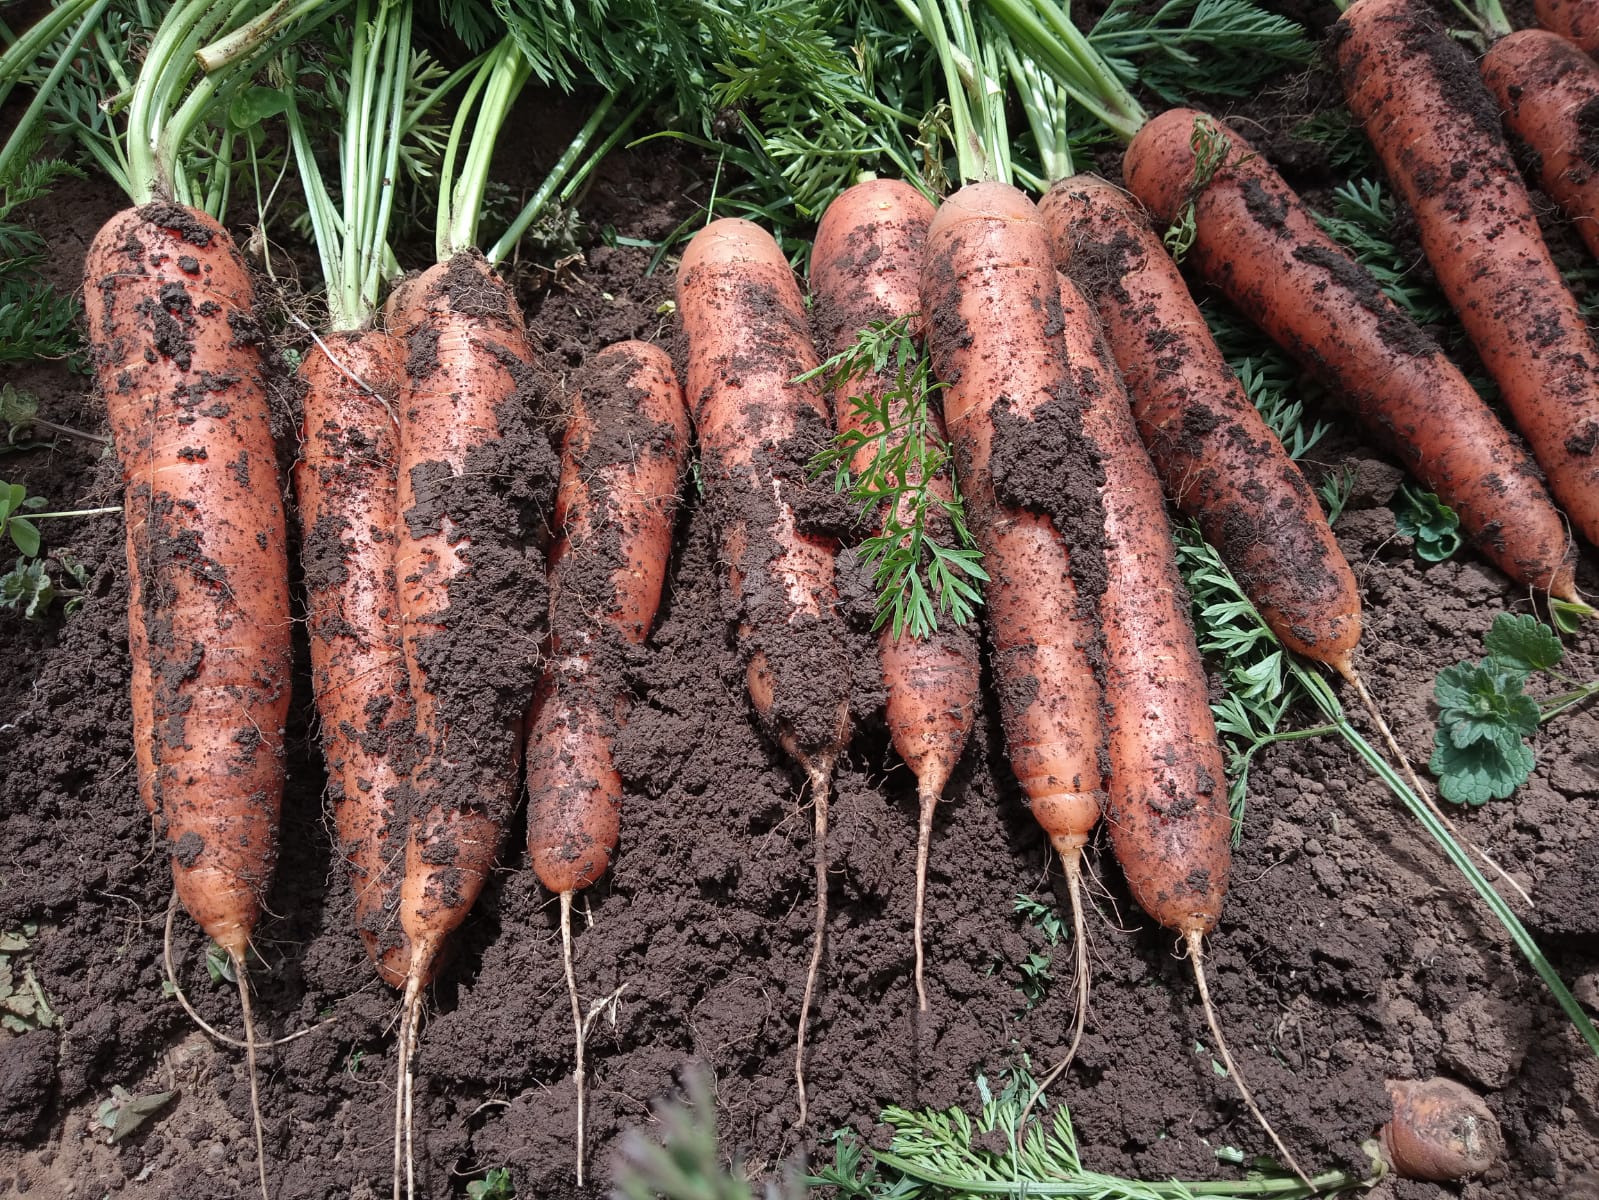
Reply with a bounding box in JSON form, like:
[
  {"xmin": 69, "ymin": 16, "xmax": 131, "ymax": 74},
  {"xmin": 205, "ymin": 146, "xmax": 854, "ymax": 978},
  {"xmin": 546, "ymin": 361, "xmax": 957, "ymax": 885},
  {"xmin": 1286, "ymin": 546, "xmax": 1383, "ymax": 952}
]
[
  {"xmin": 921, "ymin": 181, "xmax": 1107, "ymax": 1078},
  {"xmin": 1334, "ymin": 0, "xmax": 1599, "ymax": 550},
  {"xmin": 525, "ymin": 339, "xmax": 689, "ymax": 1183},
  {"xmin": 1122, "ymin": 108, "xmax": 1579, "ymax": 600},
  {"xmin": 809, "ymin": 178, "xmax": 981, "ymax": 1013},
  {"xmin": 677, "ymin": 217, "xmax": 853, "ymax": 1125}
]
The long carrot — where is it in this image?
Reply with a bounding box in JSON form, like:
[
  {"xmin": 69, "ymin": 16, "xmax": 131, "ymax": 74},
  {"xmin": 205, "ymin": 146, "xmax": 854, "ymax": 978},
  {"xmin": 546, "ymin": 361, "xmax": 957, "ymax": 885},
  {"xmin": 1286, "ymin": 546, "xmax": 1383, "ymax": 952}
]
[
  {"xmin": 1333, "ymin": 0, "xmax": 1599, "ymax": 549},
  {"xmin": 676, "ymin": 217, "xmax": 853, "ymax": 1125},
  {"xmin": 85, "ymin": 199, "xmax": 291, "ymax": 1199},
  {"xmin": 1481, "ymin": 28, "xmax": 1599, "ymax": 264},
  {"xmin": 1059, "ymin": 271, "xmax": 1309, "ymax": 1181},
  {"xmin": 1122, "ymin": 108, "xmax": 1580, "ymax": 601},
  {"xmin": 809, "ymin": 178, "xmax": 981, "ymax": 1013},
  {"xmin": 920, "ymin": 181, "xmax": 1108, "ymax": 1078},
  {"xmin": 525, "ymin": 339, "xmax": 689, "ymax": 1183},
  {"xmin": 294, "ymin": 331, "xmax": 412, "ymax": 988},
  {"xmin": 1040, "ymin": 175, "xmax": 1360, "ymax": 669}
]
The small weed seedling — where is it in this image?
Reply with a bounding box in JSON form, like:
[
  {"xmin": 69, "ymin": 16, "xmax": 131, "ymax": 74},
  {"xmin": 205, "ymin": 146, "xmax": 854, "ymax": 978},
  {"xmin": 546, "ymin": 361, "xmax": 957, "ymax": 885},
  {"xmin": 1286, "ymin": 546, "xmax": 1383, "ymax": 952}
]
[
  {"xmin": 1393, "ymin": 483, "xmax": 1461, "ymax": 563},
  {"xmin": 1430, "ymin": 613, "xmax": 1599, "ymax": 805},
  {"xmin": 95, "ymin": 1086, "xmax": 175, "ymax": 1144},
  {"xmin": 466, "ymin": 1167, "xmax": 514, "ymax": 1200}
]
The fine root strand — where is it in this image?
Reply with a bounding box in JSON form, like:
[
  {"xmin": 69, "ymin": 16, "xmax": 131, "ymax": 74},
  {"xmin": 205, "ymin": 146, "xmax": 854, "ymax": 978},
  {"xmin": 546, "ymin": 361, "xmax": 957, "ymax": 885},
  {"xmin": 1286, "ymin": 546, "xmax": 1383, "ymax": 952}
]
[
  {"xmin": 1019, "ymin": 850, "xmax": 1091, "ymax": 1133},
  {"xmin": 394, "ymin": 973, "xmax": 423, "ymax": 1200},
  {"xmin": 795, "ymin": 759, "xmax": 834, "ymax": 1127},
  {"xmin": 561, "ymin": 889, "xmax": 587, "ymax": 1186},
  {"xmin": 913, "ymin": 779, "xmax": 939, "ymax": 1013},
  {"xmin": 1187, "ymin": 929, "xmax": 1312, "ymax": 1189},
  {"xmin": 231, "ymin": 951, "xmax": 270, "ymax": 1200}
]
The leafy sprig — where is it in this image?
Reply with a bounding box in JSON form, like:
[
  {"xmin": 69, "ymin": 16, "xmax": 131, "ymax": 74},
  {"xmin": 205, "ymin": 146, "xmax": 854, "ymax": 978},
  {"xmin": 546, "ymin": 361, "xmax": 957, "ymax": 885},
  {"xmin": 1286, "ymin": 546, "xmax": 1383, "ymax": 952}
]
[
  {"xmin": 1090, "ymin": 0, "xmax": 1315, "ymax": 104},
  {"xmin": 1163, "ymin": 115, "xmax": 1252, "ymax": 262},
  {"xmin": 1313, "ymin": 179, "xmax": 1450, "ymax": 327},
  {"xmin": 802, "ymin": 317, "xmax": 986, "ymax": 639},
  {"xmin": 1393, "ymin": 483, "xmax": 1460, "ymax": 563},
  {"xmin": 1430, "ymin": 613, "xmax": 1598, "ymax": 805}
]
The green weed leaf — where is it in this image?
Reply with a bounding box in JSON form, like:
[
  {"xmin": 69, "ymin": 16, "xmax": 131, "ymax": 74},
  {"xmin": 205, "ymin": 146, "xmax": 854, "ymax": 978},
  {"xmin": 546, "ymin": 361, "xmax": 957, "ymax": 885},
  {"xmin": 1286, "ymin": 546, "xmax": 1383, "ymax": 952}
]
[
  {"xmin": 1430, "ymin": 732, "xmax": 1534, "ymax": 806},
  {"xmin": 1393, "ymin": 483, "xmax": 1461, "ymax": 562},
  {"xmin": 1484, "ymin": 612, "xmax": 1563, "ymax": 673}
]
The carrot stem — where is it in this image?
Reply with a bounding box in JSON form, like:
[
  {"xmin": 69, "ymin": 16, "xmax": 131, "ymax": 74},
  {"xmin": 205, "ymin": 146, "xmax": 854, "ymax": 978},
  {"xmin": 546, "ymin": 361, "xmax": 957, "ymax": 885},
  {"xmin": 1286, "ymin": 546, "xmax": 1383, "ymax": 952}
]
[{"xmin": 1185, "ymin": 931, "xmax": 1312, "ymax": 1189}]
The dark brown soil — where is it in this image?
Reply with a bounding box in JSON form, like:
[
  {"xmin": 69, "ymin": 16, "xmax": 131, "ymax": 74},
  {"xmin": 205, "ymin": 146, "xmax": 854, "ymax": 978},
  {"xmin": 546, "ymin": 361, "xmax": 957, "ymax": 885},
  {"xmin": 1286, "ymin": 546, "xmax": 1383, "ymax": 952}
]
[{"xmin": 2, "ymin": 81, "xmax": 1599, "ymax": 1200}]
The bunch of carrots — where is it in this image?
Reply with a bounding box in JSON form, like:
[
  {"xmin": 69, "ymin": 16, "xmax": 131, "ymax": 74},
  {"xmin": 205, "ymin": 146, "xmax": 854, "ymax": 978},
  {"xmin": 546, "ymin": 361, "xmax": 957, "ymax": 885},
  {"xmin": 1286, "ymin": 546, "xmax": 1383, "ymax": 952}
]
[{"xmin": 9, "ymin": 0, "xmax": 1599, "ymax": 1193}]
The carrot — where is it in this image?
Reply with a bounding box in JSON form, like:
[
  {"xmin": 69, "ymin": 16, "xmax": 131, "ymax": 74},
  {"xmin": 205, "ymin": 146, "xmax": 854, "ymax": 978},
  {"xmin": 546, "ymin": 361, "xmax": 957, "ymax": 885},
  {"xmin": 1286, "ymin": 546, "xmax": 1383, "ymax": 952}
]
[
  {"xmin": 1535, "ymin": 0, "xmax": 1599, "ymax": 53},
  {"xmin": 293, "ymin": 330, "xmax": 412, "ymax": 989},
  {"xmin": 1380, "ymin": 1077, "xmax": 1504, "ymax": 1181},
  {"xmin": 919, "ymin": 182, "xmax": 1107, "ymax": 1079},
  {"xmin": 809, "ymin": 178, "xmax": 981, "ymax": 1013},
  {"xmin": 1059, "ymin": 271, "xmax": 1308, "ymax": 1180},
  {"xmin": 676, "ymin": 217, "xmax": 853, "ymax": 1124},
  {"xmin": 525, "ymin": 339, "xmax": 689, "ymax": 1183},
  {"xmin": 1333, "ymin": 0, "xmax": 1599, "ymax": 550},
  {"xmin": 84, "ymin": 200, "xmax": 292, "ymax": 1199},
  {"xmin": 1122, "ymin": 108, "xmax": 1580, "ymax": 601},
  {"xmin": 392, "ymin": 251, "xmax": 553, "ymax": 1196},
  {"xmin": 1482, "ymin": 28, "xmax": 1599, "ymax": 264},
  {"xmin": 1040, "ymin": 175, "xmax": 1360, "ymax": 669}
]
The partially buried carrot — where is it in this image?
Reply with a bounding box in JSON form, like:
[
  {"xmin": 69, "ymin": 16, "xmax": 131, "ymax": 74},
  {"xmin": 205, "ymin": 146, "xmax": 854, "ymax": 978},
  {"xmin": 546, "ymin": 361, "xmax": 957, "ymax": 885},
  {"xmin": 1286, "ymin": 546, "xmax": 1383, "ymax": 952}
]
[
  {"xmin": 1122, "ymin": 108, "xmax": 1579, "ymax": 601},
  {"xmin": 1040, "ymin": 176, "xmax": 1359, "ymax": 669},
  {"xmin": 85, "ymin": 200, "xmax": 292, "ymax": 1197},
  {"xmin": 525, "ymin": 339, "xmax": 689, "ymax": 1183},
  {"xmin": 294, "ymin": 330, "xmax": 413, "ymax": 988},
  {"xmin": 1482, "ymin": 28, "xmax": 1599, "ymax": 264},
  {"xmin": 920, "ymin": 182, "xmax": 1107, "ymax": 1078},
  {"xmin": 1334, "ymin": 0, "xmax": 1599, "ymax": 549},
  {"xmin": 677, "ymin": 218, "xmax": 853, "ymax": 1124},
  {"xmin": 809, "ymin": 178, "xmax": 981, "ymax": 1014},
  {"xmin": 1059, "ymin": 271, "xmax": 1309, "ymax": 1182}
]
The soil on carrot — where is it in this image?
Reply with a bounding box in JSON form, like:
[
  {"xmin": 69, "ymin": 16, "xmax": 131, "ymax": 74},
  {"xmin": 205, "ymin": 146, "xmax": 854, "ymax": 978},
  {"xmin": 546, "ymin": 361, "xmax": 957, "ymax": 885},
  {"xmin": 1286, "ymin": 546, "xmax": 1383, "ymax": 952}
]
[{"xmin": 2, "ymin": 89, "xmax": 1599, "ymax": 1200}]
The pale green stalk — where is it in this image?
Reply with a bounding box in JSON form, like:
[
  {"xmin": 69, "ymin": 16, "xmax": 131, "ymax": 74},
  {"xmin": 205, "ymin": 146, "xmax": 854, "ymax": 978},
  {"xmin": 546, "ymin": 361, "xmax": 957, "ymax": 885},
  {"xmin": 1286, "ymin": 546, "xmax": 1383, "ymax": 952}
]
[{"xmin": 439, "ymin": 39, "xmax": 532, "ymax": 260}]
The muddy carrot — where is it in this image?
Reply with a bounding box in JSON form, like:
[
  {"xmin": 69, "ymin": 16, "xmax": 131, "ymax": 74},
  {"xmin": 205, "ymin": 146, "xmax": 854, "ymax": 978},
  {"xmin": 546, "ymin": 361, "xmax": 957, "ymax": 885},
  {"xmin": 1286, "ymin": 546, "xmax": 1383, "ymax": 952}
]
[
  {"xmin": 525, "ymin": 339, "xmax": 688, "ymax": 1183},
  {"xmin": 1333, "ymin": 0, "xmax": 1599, "ymax": 549},
  {"xmin": 677, "ymin": 217, "xmax": 853, "ymax": 1124},
  {"xmin": 810, "ymin": 178, "xmax": 981, "ymax": 1013}
]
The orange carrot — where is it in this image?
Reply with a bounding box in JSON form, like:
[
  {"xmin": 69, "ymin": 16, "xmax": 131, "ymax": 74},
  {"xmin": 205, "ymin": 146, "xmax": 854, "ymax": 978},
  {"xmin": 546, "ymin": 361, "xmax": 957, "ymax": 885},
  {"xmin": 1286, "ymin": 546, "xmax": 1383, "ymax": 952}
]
[
  {"xmin": 920, "ymin": 182, "xmax": 1107, "ymax": 1074},
  {"xmin": 525, "ymin": 339, "xmax": 689, "ymax": 1182},
  {"xmin": 84, "ymin": 200, "xmax": 292, "ymax": 1196},
  {"xmin": 1060, "ymin": 271, "xmax": 1309, "ymax": 1182},
  {"xmin": 810, "ymin": 178, "xmax": 981, "ymax": 1013},
  {"xmin": 391, "ymin": 251, "xmax": 554, "ymax": 1195},
  {"xmin": 676, "ymin": 217, "xmax": 852, "ymax": 1124},
  {"xmin": 1482, "ymin": 28, "xmax": 1599, "ymax": 264},
  {"xmin": 1334, "ymin": 0, "xmax": 1599, "ymax": 549},
  {"xmin": 1123, "ymin": 108, "xmax": 1579, "ymax": 600},
  {"xmin": 1041, "ymin": 175, "xmax": 1361, "ymax": 670},
  {"xmin": 1536, "ymin": 0, "xmax": 1599, "ymax": 53},
  {"xmin": 293, "ymin": 330, "xmax": 412, "ymax": 989}
]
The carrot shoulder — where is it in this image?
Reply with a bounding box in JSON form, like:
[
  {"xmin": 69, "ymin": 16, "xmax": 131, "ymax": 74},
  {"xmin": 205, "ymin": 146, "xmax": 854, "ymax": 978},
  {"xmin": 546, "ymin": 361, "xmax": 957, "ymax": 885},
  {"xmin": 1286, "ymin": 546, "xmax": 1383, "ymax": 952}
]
[
  {"xmin": 1334, "ymin": 0, "xmax": 1599, "ymax": 549},
  {"xmin": 1123, "ymin": 108, "xmax": 1578, "ymax": 600},
  {"xmin": 1536, "ymin": 0, "xmax": 1599, "ymax": 53},
  {"xmin": 1041, "ymin": 175, "xmax": 1359, "ymax": 670},
  {"xmin": 85, "ymin": 202, "xmax": 292, "ymax": 957}
]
